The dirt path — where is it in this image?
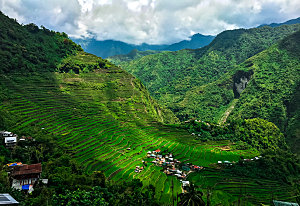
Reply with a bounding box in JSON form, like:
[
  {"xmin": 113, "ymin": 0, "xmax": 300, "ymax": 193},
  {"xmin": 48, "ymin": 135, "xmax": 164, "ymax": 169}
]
[{"xmin": 218, "ymin": 99, "xmax": 238, "ymax": 124}]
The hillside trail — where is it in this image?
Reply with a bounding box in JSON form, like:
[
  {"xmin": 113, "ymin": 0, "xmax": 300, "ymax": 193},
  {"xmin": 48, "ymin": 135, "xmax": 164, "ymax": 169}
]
[{"xmin": 218, "ymin": 99, "xmax": 238, "ymax": 124}]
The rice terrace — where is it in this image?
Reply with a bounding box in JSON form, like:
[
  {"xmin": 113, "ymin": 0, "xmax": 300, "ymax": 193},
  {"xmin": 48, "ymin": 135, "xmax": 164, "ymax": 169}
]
[{"xmin": 0, "ymin": 70, "xmax": 296, "ymax": 205}]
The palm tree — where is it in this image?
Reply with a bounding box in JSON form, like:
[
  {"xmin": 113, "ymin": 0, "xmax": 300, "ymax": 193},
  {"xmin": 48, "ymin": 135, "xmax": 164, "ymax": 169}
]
[{"xmin": 178, "ymin": 183, "xmax": 205, "ymax": 206}]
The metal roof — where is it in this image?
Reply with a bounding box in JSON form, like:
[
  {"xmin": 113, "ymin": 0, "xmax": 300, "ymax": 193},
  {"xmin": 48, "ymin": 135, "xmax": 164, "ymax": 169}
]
[
  {"xmin": 273, "ymin": 200, "xmax": 299, "ymax": 206},
  {"xmin": 0, "ymin": 194, "xmax": 19, "ymax": 205}
]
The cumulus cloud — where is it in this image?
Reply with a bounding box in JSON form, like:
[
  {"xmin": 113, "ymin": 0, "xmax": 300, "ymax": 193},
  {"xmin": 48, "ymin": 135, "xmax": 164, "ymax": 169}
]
[{"xmin": 0, "ymin": 0, "xmax": 299, "ymax": 44}]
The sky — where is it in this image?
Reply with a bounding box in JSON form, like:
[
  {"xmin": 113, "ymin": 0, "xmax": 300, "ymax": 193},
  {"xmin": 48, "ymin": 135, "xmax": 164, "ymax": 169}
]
[{"xmin": 0, "ymin": 0, "xmax": 299, "ymax": 44}]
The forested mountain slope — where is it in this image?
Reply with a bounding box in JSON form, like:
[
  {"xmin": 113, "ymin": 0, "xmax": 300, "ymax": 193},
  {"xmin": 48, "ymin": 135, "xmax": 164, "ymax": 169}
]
[
  {"xmin": 108, "ymin": 49, "xmax": 161, "ymax": 65},
  {"xmin": 115, "ymin": 24, "xmax": 300, "ymax": 121},
  {"xmin": 177, "ymin": 30, "xmax": 300, "ymax": 154},
  {"xmin": 228, "ymin": 30, "xmax": 300, "ymax": 154}
]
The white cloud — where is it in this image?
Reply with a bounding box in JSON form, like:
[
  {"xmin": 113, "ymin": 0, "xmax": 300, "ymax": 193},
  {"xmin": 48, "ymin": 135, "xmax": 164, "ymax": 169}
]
[{"xmin": 0, "ymin": 0, "xmax": 299, "ymax": 44}]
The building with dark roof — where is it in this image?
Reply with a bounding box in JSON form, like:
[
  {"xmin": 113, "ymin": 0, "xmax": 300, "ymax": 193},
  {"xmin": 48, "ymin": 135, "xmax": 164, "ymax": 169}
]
[{"xmin": 11, "ymin": 163, "xmax": 42, "ymax": 193}]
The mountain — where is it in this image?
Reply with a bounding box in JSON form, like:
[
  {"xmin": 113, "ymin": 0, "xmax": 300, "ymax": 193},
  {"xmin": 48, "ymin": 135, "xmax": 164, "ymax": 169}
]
[
  {"xmin": 229, "ymin": 30, "xmax": 300, "ymax": 153},
  {"xmin": 164, "ymin": 33, "xmax": 215, "ymax": 51},
  {"xmin": 107, "ymin": 49, "xmax": 161, "ymax": 65},
  {"xmin": 115, "ymin": 24, "xmax": 300, "ymax": 121},
  {"xmin": 72, "ymin": 33, "xmax": 214, "ymax": 58},
  {"xmin": 258, "ymin": 17, "xmax": 300, "ymax": 28}
]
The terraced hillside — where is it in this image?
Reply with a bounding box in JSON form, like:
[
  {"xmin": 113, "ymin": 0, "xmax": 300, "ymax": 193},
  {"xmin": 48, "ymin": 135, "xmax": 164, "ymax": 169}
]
[
  {"xmin": 0, "ymin": 63, "xmax": 257, "ymax": 203},
  {"xmin": 188, "ymin": 168, "xmax": 298, "ymax": 205}
]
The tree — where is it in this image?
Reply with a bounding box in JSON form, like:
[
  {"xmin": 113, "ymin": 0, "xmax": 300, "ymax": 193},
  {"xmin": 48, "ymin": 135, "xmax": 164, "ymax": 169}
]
[
  {"xmin": 53, "ymin": 187, "xmax": 109, "ymax": 206},
  {"xmin": 178, "ymin": 184, "xmax": 205, "ymax": 206}
]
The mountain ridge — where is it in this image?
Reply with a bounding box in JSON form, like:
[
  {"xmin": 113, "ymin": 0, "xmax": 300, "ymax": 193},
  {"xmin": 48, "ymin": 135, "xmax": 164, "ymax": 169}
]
[{"xmin": 72, "ymin": 33, "xmax": 215, "ymax": 58}]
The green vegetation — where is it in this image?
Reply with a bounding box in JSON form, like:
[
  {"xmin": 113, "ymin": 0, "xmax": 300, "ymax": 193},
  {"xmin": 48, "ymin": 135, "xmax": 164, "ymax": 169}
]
[
  {"xmin": 114, "ymin": 24, "xmax": 300, "ymax": 122},
  {"xmin": 0, "ymin": 10, "xmax": 299, "ymax": 205},
  {"xmin": 0, "ymin": 133, "xmax": 159, "ymax": 206},
  {"xmin": 108, "ymin": 49, "xmax": 161, "ymax": 65},
  {"xmin": 57, "ymin": 52, "xmax": 116, "ymax": 74},
  {"xmin": 0, "ymin": 11, "xmax": 82, "ymax": 73},
  {"xmin": 186, "ymin": 118, "xmax": 286, "ymax": 151},
  {"xmin": 228, "ymin": 30, "xmax": 300, "ymax": 153}
]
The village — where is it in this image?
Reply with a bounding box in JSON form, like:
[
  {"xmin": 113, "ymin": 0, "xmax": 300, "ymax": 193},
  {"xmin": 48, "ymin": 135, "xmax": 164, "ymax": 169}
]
[
  {"xmin": 133, "ymin": 148, "xmax": 263, "ymax": 191},
  {"xmin": 0, "ymin": 131, "xmax": 46, "ymax": 204},
  {"xmin": 134, "ymin": 149, "xmax": 204, "ymax": 190}
]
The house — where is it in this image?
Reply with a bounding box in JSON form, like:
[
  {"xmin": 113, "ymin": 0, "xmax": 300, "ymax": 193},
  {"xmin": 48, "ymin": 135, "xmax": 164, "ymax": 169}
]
[
  {"xmin": 273, "ymin": 200, "xmax": 299, "ymax": 206},
  {"xmin": 11, "ymin": 163, "xmax": 42, "ymax": 193},
  {"xmin": 182, "ymin": 166, "xmax": 190, "ymax": 172},
  {"xmin": 154, "ymin": 149, "xmax": 161, "ymax": 154},
  {"xmin": 4, "ymin": 136, "xmax": 17, "ymax": 147},
  {"xmin": 181, "ymin": 181, "xmax": 190, "ymax": 187},
  {"xmin": 19, "ymin": 136, "xmax": 33, "ymax": 141},
  {"xmin": 193, "ymin": 165, "xmax": 201, "ymax": 171},
  {"xmin": 0, "ymin": 131, "xmax": 14, "ymax": 138},
  {"xmin": 1, "ymin": 131, "xmax": 18, "ymax": 147},
  {"xmin": 0, "ymin": 193, "xmax": 19, "ymax": 205},
  {"xmin": 150, "ymin": 154, "xmax": 156, "ymax": 158}
]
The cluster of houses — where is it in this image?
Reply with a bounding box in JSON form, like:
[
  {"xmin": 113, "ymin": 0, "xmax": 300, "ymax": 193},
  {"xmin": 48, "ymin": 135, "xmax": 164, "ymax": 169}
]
[
  {"xmin": 0, "ymin": 130, "xmax": 45, "ymax": 199},
  {"xmin": 0, "ymin": 131, "xmax": 34, "ymax": 148},
  {"xmin": 134, "ymin": 165, "xmax": 144, "ymax": 173},
  {"xmin": 145, "ymin": 149, "xmax": 204, "ymax": 189}
]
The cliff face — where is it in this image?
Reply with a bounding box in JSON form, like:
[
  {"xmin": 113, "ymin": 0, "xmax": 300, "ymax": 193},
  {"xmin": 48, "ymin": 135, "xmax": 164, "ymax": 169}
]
[{"xmin": 233, "ymin": 70, "xmax": 253, "ymax": 98}]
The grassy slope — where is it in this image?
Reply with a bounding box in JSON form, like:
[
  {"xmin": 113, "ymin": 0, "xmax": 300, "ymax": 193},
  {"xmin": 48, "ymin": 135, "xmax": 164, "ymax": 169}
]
[{"xmin": 114, "ymin": 24, "xmax": 300, "ymax": 121}]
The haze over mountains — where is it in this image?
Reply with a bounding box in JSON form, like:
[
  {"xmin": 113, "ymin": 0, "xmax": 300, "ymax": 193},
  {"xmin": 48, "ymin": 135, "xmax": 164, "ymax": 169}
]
[
  {"xmin": 71, "ymin": 17, "xmax": 300, "ymax": 59},
  {"xmin": 258, "ymin": 17, "xmax": 300, "ymax": 28},
  {"xmin": 72, "ymin": 33, "xmax": 215, "ymax": 58}
]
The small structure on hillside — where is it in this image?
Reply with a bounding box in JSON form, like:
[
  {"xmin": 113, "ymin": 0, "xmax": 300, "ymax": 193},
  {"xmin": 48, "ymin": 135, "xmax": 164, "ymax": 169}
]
[
  {"xmin": 19, "ymin": 136, "xmax": 33, "ymax": 141},
  {"xmin": 0, "ymin": 131, "xmax": 18, "ymax": 148},
  {"xmin": 154, "ymin": 149, "xmax": 161, "ymax": 154},
  {"xmin": 0, "ymin": 193, "xmax": 19, "ymax": 205},
  {"xmin": 181, "ymin": 181, "xmax": 190, "ymax": 187},
  {"xmin": 273, "ymin": 200, "xmax": 299, "ymax": 206},
  {"xmin": 11, "ymin": 163, "xmax": 42, "ymax": 193}
]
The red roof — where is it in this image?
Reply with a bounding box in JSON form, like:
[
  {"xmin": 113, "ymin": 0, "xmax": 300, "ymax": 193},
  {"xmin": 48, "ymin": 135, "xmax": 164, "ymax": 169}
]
[
  {"xmin": 155, "ymin": 149, "xmax": 161, "ymax": 153},
  {"xmin": 12, "ymin": 163, "xmax": 42, "ymax": 176}
]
